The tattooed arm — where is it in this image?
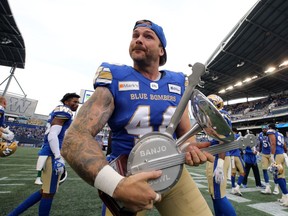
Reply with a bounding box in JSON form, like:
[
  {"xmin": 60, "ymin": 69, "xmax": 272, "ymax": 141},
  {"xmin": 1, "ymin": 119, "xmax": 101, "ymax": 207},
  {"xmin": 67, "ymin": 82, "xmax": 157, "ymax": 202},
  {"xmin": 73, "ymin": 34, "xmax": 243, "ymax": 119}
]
[{"xmin": 61, "ymin": 87, "xmax": 162, "ymax": 212}]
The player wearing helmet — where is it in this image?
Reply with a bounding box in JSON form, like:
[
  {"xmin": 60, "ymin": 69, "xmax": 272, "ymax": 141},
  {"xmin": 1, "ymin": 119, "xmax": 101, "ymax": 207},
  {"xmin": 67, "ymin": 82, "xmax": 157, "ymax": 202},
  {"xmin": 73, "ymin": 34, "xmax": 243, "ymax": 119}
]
[
  {"xmin": 206, "ymin": 94, "xmax": 236, "ymax": 215},
  {"xmin": 207, "ymin": 94, "xmax": 224, "ymax": 110},
  {"xmin": 266, "ymin": 123, "xmax": 288, "ymax": 206}
]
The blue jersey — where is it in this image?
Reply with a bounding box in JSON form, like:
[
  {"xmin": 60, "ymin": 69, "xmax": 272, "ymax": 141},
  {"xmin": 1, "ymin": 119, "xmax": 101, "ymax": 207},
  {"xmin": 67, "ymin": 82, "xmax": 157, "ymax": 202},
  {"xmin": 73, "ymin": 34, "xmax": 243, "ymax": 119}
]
[
  {"xmin": 243, "ymin": 146, "xmax": 256, "ymax": 164},
  {"xmin": 0, "ymin": 105, "xmax": 5, "ymax": 127},
  {"xmin": 93, "ymin": 62, "xmax": 185, "ymax": 157},
  {"xmin": 39, "ymin": 105, "xmax": 74, "ymax": 156},
  {"xmin": 258, "ymin": 132, "xmax": 270, "ymax": 154},
  {"xmin": 267, "ymin": 129, "xmax": 285, "ymax": 155}
]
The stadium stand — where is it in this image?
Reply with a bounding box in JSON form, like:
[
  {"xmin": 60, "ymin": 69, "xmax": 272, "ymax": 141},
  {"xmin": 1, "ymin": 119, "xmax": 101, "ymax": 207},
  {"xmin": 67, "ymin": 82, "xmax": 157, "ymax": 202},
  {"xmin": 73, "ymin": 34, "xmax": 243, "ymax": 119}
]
[
  {"xmin": 5, "ymin": 122, "xmax": 45, "ymax": 147},
  {"xmin": 196, "ymin": 0, "xmax": 288, "ymax": 137}
]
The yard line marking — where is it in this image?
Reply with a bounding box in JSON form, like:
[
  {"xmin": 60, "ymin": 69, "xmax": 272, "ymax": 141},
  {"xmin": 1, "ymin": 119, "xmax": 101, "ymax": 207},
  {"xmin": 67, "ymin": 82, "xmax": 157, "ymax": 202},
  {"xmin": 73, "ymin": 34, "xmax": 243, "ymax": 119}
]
[
  {"xmin": 3, "ymin": 178, "xmax": 37, "ymax": 181},
  {"xmin": 0, "ymin": 191, "xmax": 11, "ymax": 193},
  {"xmin": 248, "ymin": 202, "xmax": 288, "ymax": 216},
  {"xmin": 226, "ymin": 193, "xmax": 251, "ymax": 203},
  {"xmin": 10, "ymin": 174, "xmax": 36, "ymax": 177},
  {"xmin": 0, "ymin": 184, "xmax": 25, "ymax": 186},
  {"xmin": 0, "ymin": 164, "xmax": 33, "ymax": 167},
  {"xmin": 195, "ymin": 179, "xmax": 210, "ymax": 184},
  {"xmin": 0, "ymin": 177, "xmax": 8, "ymax": 181},
  {"xmin": 20, "ymin": 170, "xmax": 36, "ymax": 173},
  {"xmin": 3, "ymin": 177, "xmax": 82, "ymax": 181},
  {"xmin": 191, "ymin": 176, "xmax": 207, "ymax": 180},
  {"xmin": 195, "ymin": 183, "xmax": 208, "ymax": 189},
  {"xmin": 240, "ymin": 187, "xmax": 264, "ymax": 192},
  {"xmin": 189, "ymin": 172, "xmax": 205, "ymax": 177}
]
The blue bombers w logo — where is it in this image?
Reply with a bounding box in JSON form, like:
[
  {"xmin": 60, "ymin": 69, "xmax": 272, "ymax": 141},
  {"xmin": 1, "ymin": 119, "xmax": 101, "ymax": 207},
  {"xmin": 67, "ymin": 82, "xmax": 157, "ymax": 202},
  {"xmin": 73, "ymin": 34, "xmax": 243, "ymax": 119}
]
[{"xmin": 9, "ymin": 97, "xmax": 31, "ymax": 113}]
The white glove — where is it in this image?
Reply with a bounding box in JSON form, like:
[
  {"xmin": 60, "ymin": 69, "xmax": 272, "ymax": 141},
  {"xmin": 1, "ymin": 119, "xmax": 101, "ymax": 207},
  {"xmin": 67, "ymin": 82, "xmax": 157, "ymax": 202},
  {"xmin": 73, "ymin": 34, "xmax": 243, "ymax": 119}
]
[
  {"xmin": 267, "ymin": 163, "xmax": 275, "ymax": 174},
  {"xmin": 213, "ymin": 158, "xmax": 225, "ymax": 184},
  {"xmin": 1, "ymin": 131, "xmax": 14, "ymax": 141},
  {"xmin": 3, "ymin": 126, "xmax": 12, "ymax": 134},
  {"xmin": 53, "ymin": 156, "xmax": 65, "ymax": 176},
  {"xmin": 283, "ymin": 153, "xmax": 288, "ymax": 167}
]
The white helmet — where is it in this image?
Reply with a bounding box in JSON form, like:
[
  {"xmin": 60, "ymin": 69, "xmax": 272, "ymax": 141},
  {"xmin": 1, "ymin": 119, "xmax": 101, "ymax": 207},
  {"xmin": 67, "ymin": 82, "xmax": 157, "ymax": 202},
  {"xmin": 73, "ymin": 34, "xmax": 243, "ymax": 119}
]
[
  {"xmin": 0, "ymin": 141, "xmax": 17, "ymax": 157},
  {"xmin": 207, "ymin": 94, "xmax": 224, "ymax": 110}
]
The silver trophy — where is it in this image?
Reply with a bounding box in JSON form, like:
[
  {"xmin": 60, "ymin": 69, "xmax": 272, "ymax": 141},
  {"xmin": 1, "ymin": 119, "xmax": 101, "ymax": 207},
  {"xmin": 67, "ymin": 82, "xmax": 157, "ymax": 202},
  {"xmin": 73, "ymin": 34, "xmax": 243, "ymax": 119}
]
[{"xmin": 126, "ymin": 63, "xmax": 256, "ymax": 193}]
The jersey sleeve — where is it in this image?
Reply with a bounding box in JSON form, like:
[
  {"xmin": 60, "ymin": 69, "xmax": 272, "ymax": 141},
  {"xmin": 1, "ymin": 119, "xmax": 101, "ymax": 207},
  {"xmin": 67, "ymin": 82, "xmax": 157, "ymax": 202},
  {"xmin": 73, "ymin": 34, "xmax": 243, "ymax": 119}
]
[{"xmin": 52, "ymin": 105, "xmax": 73, "ymax": 120}]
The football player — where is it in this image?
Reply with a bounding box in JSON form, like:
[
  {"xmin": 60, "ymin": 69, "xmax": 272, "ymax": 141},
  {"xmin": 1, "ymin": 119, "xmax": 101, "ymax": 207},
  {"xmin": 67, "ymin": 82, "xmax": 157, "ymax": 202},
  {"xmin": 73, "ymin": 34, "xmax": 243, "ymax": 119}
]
[
  {"xmin": 266, "ymin": 123, "xmax": 288, "ymax": 206},
  {"xmin": 206, "ymin": 94, "xmax": 236, "ymax": 216},
  {"xmin": 8, "ymin": 93, "xmax": 80, "ymax": 216},
  {"xmin": 61, "ymin": 20, "xmax": 214, "ymax": 216},
  {"xmin": 0, "ymin": 96, "xmax": 16, "ymax": 157},
  {"xmin": 259, "ymin": 125, "xmax": 279, "ymax": 194},
  {"xmin": 230, "ymin": 128, "xmax": 245, "ymax": 196},
  {"xmin": 242, "ymin": 145, "xmax": 264, "ymax": 189}
]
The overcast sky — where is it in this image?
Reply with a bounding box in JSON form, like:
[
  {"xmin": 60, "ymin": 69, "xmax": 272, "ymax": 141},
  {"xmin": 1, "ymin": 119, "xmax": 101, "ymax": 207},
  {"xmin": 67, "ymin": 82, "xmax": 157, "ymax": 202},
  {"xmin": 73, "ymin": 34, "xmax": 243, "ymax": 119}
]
[{"xmin": 1, "ymin": 0, "xmax": 258, "ymax": 115}]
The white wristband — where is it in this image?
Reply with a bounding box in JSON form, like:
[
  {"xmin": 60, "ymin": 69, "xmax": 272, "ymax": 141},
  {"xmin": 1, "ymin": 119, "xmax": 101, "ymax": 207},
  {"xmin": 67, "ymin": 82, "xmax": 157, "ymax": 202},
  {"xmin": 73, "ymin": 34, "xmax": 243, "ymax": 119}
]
[{"xmin": 94, "ymin": 165, "xmax": 124, "ymax": 197}]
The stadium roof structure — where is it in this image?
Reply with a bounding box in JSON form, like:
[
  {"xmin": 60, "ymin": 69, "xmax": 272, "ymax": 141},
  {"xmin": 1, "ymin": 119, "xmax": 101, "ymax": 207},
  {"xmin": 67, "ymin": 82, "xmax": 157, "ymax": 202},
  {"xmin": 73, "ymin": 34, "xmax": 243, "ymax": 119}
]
[
  {"xmin": 199, "ymin": 0, "xmax": 288, "ymax": 102},
  {"xmin": 0, "ymin": 0, "xmax": 25, "ymax": 69}
]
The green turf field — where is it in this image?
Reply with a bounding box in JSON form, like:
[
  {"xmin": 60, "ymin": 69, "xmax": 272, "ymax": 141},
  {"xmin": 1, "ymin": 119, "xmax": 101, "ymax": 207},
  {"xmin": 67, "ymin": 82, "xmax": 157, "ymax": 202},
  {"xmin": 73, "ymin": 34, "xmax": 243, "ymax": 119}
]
[{"xmin": 1, "ymin": 147, "xmax": 288, "ymax": 216}]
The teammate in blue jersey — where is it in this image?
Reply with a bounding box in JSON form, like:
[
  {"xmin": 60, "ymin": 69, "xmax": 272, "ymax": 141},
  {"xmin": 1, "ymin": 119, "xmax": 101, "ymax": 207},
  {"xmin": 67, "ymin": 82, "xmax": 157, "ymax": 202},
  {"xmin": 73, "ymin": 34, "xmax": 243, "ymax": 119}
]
[
  {"xmin": 206, "ymin": 94, "xmax": 236, "ymax": 216},
  {"xmin": 242, "ymin": 144, "xmax": 264, "ymax": 188},
  {"xmin": 259, "ymin": 125, "xmax": 279, "ymax": 194},
  {"xmin": 8, "ymin": 93, "xmax": 80, "ymax": 216},
  {"xmin": 230, "ymin": 128, "xmax": 245, "ymax": 196},
  {"xmin": 62, "ymin": 20, "xmax": 214, "ymax": 216},
  {"xmin": 267, "ymin": 123, "xmax": 288, "ymax": 206}
]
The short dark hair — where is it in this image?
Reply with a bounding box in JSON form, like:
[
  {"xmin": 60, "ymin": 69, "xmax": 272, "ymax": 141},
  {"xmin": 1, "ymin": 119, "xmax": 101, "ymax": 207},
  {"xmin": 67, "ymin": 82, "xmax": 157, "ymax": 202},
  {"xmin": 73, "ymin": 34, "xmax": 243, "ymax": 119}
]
[
  {"xmin": 60, "ymin": 93, "xmax": 80, "ymax": 103},
  {"xmin": 232, "ymin": 127, "xmax": 238, "ymax": 133}
]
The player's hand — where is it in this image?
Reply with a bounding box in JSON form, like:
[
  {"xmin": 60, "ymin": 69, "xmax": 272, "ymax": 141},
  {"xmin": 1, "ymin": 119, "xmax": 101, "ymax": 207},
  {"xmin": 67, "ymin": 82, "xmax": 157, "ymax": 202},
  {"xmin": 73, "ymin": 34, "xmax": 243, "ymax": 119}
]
[
  {"xmin": 113, "ymin": 170, "xmax": 162, "ymax": 213},
  {"xmin": 53, "ymin": 156, "xmax": 65, "ymax": 176},
  {"xmin": 213, "ymin": 158, "xmax": 225, "ymax": 184},
  {"xmin": 184, "ymin": 142, "xmax": 214, "ymax": 166}
]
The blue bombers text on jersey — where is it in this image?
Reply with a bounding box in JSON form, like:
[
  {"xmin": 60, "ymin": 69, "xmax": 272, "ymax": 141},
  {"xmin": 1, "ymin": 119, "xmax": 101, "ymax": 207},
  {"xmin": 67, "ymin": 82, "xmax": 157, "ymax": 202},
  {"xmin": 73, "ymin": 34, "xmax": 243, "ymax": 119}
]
[{"xmin": 93, "ymin": 62, "xmax": 186, "ymax": 157}]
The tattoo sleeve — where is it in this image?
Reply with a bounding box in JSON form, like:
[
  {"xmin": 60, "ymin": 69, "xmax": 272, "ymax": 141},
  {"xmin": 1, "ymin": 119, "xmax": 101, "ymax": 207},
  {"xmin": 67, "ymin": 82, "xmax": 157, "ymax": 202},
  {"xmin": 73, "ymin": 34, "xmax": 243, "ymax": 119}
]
[{"xmin": 61, "ymin": 87, "xmax": 114, "ymax": 186}]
